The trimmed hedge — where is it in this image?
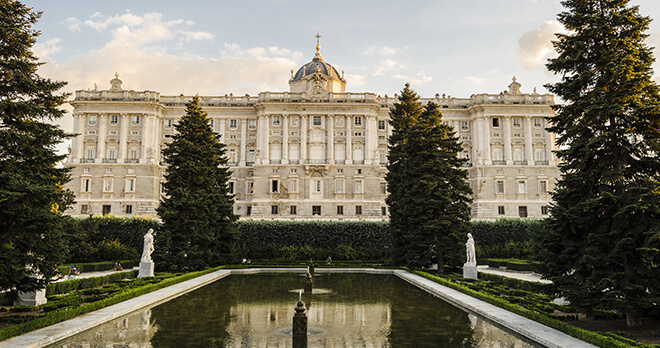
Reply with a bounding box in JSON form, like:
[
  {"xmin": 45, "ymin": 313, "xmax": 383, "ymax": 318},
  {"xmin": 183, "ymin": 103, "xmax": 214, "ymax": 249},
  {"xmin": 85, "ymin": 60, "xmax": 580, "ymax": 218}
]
[
  {"xmin": 414, "ymin": 271, "xmax": 650, "ymax": 348},
  {"xmin": 485, "ymin": 258, "xmax": 540, "ymax": 272},
  {"xmin": 57, "ymin": 260, "xmax": 138, "ymax": 275},
  {"xmin": 0, "ymin": 267, "xmax": 225, "ymax": 342},
  {"xmin": 471, "ymin": 218, "xmax": 547, "ymax": 260},
  {"xmin": 46, "ymin": 270, "xmax": 139, "ymax": 297}
]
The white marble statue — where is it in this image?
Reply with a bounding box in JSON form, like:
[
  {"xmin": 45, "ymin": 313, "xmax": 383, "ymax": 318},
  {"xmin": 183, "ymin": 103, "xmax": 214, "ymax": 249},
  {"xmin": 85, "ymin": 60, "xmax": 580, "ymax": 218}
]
[
  {"xmin": 141, "ymin": 229, "xmax": 154, "ymax": 262},
  {"xmin": 465, "ymin": 233, "xmax": 476, "ymax": 266}
]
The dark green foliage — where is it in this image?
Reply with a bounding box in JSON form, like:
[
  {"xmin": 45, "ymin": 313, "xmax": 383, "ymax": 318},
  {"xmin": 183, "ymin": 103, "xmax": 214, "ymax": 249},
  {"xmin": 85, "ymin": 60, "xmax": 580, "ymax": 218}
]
[
  {"xmin": 234, "ymin": 220, "xmax": 391, "ymax": 260},
  {"xmin": 0, "ymin": 1, "xmax": 74, "ymax": 298},
  {"xmin": 387, "ymin": 84, "xmax": 472, "ymax": 270},
  {"xmin": 156, "ymin": 96, "xmax": 238, "ymax": 271},
  {"xmin": 471, "ymin": 218, "xmax": 548, "ymax": 259},
  {"xmin": 540, "ymin": 0, "xmax": 660, "ymax": 327}
]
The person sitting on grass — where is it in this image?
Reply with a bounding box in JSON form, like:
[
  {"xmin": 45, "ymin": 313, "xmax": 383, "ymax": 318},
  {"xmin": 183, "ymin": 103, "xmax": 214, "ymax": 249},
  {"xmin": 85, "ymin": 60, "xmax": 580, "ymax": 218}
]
[{"xmin": 113, "ymin": 261, "xmax": 123, "ymax": 271}]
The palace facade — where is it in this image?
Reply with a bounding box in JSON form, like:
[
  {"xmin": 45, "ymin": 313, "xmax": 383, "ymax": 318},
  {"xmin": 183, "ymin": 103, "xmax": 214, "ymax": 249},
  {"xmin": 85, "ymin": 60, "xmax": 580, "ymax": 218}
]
[{"xmin": 63, "ymin": 46, "xmax": 559, "ymax": 220}]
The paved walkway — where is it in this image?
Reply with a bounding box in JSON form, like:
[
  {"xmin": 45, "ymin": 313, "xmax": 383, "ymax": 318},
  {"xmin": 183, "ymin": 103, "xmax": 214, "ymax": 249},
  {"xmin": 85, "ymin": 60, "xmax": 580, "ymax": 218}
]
[
  {"xmin": 477, "ymin": 265, "xmax": 552, "ymax": 284},
  {"xmin": 55, "ymin": 267, "xmax": 139, "ymax": 282}
]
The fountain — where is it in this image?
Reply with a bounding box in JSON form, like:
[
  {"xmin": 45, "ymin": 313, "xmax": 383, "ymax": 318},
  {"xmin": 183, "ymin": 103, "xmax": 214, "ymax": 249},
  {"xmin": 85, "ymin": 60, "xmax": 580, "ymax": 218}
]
[{"xmin": 292, "ymin": 294, "xmax": 307, "ymax": 348}]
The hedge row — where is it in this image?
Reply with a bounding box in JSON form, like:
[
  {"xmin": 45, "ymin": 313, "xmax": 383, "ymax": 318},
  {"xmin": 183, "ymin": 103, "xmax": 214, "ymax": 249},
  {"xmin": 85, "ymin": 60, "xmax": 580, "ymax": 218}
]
[
  {"xmin": 485, "ymin": 258, "xmax": 540, "ymax": 272},
  {"xmin": 0, "ymin": 267, "xmax": 225, "ymax": 342},
  {"xmin": 57, "ymin": 260, "xmax": 138, "ymax": 275},
  {"xmin": 46, "ymin": 270, "xmax": 139, "ymax": 296},
  {"xmin": 414, "ymin": 271, "xmax": 647, "ymax": 348}
]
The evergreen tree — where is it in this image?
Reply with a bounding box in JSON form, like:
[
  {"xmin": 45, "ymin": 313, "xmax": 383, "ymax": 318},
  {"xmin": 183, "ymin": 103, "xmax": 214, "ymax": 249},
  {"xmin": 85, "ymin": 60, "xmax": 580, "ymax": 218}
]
[
  {"xmin": 540, "ymin": 0, "xmax": 660, "ymax": 327},
  {"xmin": 0, "ymin": 1, "xmax": 74, "ymax": 296},
  {"xmin": 387, "ymin": 84, "xmax": 472, "ymax": 270},
  {"xmin": 156, "ymin": 95, "xmax": 238, "ymax": 271}
]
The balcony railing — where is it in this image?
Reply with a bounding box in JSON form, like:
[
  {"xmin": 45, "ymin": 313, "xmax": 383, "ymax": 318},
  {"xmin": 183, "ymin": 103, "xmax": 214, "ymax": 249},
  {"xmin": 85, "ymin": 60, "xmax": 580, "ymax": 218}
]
[
  {"xmin": 535, "ymin": 160, "xmax": 549, "ymax": 165},
  {"xmin": 102, "ymin": 158, "xmax": 117, "ymax": 163},
  {"xmin": 270, "ymin": 159, "xmax": 282, "ymax": 164},
  {"xmin": 124, "ymin": 158, "xmax": 139, "ymax": 163},
  {"xmin": 513, "ymin": 160, "xmax": 528, "ymax": 165},
  {"xmin": 307, "ymin": 159, "xmax": 327, "ymax": 164},
  {"xmin": 462, "ymin": 162, "xmax": 473, "ymax": 167},
  {"xmin": 80, "ymin": 158, "xmax": 95, "ymax": 163},
  {"xmin": 491, "ymin": 160, "xmax": 506, "ymax": 165},
  {"xmin": 289, "ymin": 159, "xmax": 299, "ymax": 164},
  {"xmin": 353, "ymin": 160, "xmax": 364, "ymax": 165}
]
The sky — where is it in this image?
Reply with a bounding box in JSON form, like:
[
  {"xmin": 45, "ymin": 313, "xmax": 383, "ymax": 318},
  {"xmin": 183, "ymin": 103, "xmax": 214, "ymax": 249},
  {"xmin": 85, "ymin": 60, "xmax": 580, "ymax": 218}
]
[{"xmin": 22, "ymin": 0, "xmax": 660, "ymax": 143}]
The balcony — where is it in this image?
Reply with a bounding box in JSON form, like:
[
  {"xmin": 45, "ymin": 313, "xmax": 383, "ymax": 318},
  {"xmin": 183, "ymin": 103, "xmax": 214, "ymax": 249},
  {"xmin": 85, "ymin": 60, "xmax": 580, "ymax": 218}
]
[
  {"xmin": 353, "ymin": 160, "xmax": 364, "ymax": 165},
  {"xmin": 289, "ymin": 159, "xmax": 299, "ymax": 164},
  {"xmin": 491, "ymin": 160, "xmax": 506, "ymax": 165},
  {"xmin": 80, "ymin": 158, "xmax": 95, "ymax": 163},
  {"xmin": 334, "ymin": 160, "xmax": 345, "ymax": 165},
  {"xmin": 124, "ymin": 158, "xmax": 139, "ymax": 164},
  {"xmin": 535, "ymin": 160, "xmax": 549, "ymax": 165},
  {"xmin": 270, "ymin": 159, "xmax": 282, "ymax": 164},
  {"xmin": 102, "ymin": 158, "xmax": 117, "ymax": 163},
  {"xmin": 513, "ymin": 160, "xmax": 528, "ymax": 165},
  {"xmin": 307, "ymin": 159, "xmax": 327, "ymax": 164},
  {"xmin": 462, "ymin": 162, "xmax": 473, "ymax": 168}
]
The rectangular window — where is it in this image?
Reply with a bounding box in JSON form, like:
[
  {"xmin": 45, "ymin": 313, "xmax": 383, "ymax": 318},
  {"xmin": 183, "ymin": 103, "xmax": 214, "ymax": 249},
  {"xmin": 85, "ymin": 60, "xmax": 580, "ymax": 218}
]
[
  {"xmin": 498, "ymin": 206, "xmax": 505, "ymax": 215},
  {"xmin": 492, "ymin": 117, "xmax": 500, "ymax": 127},
  {"xmin": 160, "ymin": 182, "xmax": 166, "ymax": 194},
  {"xmin": 81, "ymin": 178, "xmax": 91, "ymax": 192},
  {"xmin": 314, "ymin": 180, "xmax": 322, "ymax": 193},
  {"xmin": 272, "ymin": 116, "xmax": 280, "ymax": 126},
  {"xmin": 86, "ymin": 148, "xmax": 95, "ymax": 160},
  {"xmin": 539, "ymin": 180, "xmax": 548, "ymax": 194},
  {"xmin": 125, "ymin": 205, "xmax": 133, "ymax": 214},
  {"xmin": 289, "ymin": 179, "xmax": 298, "ymax": 193},
  {"xmin": 461, "ymin": 121, "xmax": 469, "ymax": 130},
  {"xmin": 337, "ymin": 205, "xmax": 344, "ymax": 215},
  {"xmin": 102, "ymin": 205, "xmax": 111, "ymax": 216},
  {"xmin": 380, "ymin": 183, "xmax": 387, "ymax": 195},
  {"xmin": 107, "ymin": 149, "xmax": 117, "ymax": 160},
  {"xmin": 290, "ymin": 205, "xmax": 297, "ymax": 215},
  {"xmin": 132, "ymin": 115, "xmax": 140, "ymax": 124},
  {"xmin": 230, "ymin": 119, "xmax": 237, "ymax": 129},
  {"xmin": 354, "ymin": 116, "xmax": 362, "ymax": 126},
  {"xmin": 519, "ymin": 206, "xmax": 528, "ymax": 218},
  {"xmin": 80, "ymin": 204, "xmax": 89, "ymax": 214},
  {"xmin": 83, "ymin": 168, "xmax": 91, "ymax": 173},
  {"xmin": 381, "ymin": 207, "xmax": 387, "ymax": 216},
  {"xmin": 312, "ymin": 206, "xmax": 321, "ymax": 215},
  {"xmin": 209, "ymin": 119, "xmax": 214, "ymax": 128},
  {"xmin": 496, "ymin": 180, "xmax": 505, "ymax": 194},
  {"xmin": 103, "ymin": 178, "xmax": 113, "ymax": 192},
  {"xmin": 378, "ymin": 120, "xmax": 386, "ymax": 130},
  {"xmin": 379, "ymin": 153, "xmax": 387, "ymax": 165},
  {"xmin": 533, "ymin": 118, "xmax": 542, "ymax": 127},
  {"xmin": 313, "ymin": 116, "xmax": 321, "ymax": 126},
  {"xmin": 541, "ymin": 206, "xmax": 549, "ymax": 215},
  {"xmin": 356, "ymin": 205, "xmax": 362, "ymax": 215},
  {"xmin": 518, "ymin": 181, "xmax": 527, "ymax": 194},
  {"xmin": 125, "ymin": 178, "xmax": 135, "ymax": 192},
  {"xmin": 229, "ymin": 149, "xmax": 237, "ymax": 163},
  {"xmin": 248, "ymin": 119, "xmax": 256, "ymax": 129},
  {"xmin": 247, "ymin": 182, "xmax": 254, "ymax": 194},
  {"xmin": 271, "ymin": 205, "xmax": 278, "ymax": 214},
  {"xmin": 110, "ymin": 115, "xmax": 118, "ymax": 124},
  {"xmin": 512, "ymin": 117, "xmax": 521, "ymax": 127},
  {"xmin": 228, "ymin": 182, "xmax": 235, "ymax": 194},
  {"xmin": 336, "ymin": 180, "xmax": 345, "ymax": 194},
  {"xmin": 272, "ymin": 180, "xmax": 279, "ymax": 193},
  {"xmin": 354, "ymin": 180, "xmax": 363, "ymax": 194},
  {"xmin": 164, "ymin": 119, "xmax": 172, "ymax": 128},
  {"xmin": 88, "ymin": 115, "xmax": 97, "ymax": 125}
]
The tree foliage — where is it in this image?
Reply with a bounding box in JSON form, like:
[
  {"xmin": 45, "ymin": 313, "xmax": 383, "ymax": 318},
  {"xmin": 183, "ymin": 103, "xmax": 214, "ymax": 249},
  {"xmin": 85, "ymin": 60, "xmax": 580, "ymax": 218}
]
[
  {"xmin": 386, "ymin": 84, "xmax": 472, "ymax": 271},
  {"xmin": 155, "ymin": 96, "xmax": 238, "ymax": 271},
  {"xmin": 539, "ymin": 0, "xmax": 660, "ymax": 327},
  {"xmin": 0, "ymin": 0, "xmax": 74, "ymax": 297}
]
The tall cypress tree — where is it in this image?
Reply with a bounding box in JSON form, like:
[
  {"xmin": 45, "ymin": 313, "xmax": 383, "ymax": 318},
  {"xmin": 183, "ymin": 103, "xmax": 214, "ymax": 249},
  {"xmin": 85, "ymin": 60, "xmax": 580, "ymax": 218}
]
[
  {"xmin": 387, "ymin": 84, "xmax": 472, "ymax": 270},
  {"xmin": 539, "ymin": 0, "xmax": 660, "ymax": 327},
  {"xmin": 156, "ymin": 95, "xmax": 238, "ymax": 271},
  {"xmin": 0, "ymin": 1, "xmax": 74, "ymax": 296}
]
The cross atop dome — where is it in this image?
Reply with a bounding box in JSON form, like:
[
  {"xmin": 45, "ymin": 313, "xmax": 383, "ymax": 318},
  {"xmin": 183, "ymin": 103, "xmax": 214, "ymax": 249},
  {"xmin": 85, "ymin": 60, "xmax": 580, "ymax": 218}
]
[{"xmin": 314, "ymin": 33, "xmax": 323, "ymax": 60}]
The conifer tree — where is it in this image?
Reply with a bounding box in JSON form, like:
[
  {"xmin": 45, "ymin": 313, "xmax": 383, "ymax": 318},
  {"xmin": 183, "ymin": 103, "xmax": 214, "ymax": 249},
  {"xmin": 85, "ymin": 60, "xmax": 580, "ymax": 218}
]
[
  {"xmin": 387, "ymin": 84, "xmax": 472, "ymax": 270},
  {"xmin": 156, "ymin": 95, "xmax": 238, "ymax": 271},
  {"xmin": 0, "ymin": 1, "xmax": 74, "ymax": 296},
  {"xmin": 540, "ymin": 0, "xmax": 660, "ymax": 327}
]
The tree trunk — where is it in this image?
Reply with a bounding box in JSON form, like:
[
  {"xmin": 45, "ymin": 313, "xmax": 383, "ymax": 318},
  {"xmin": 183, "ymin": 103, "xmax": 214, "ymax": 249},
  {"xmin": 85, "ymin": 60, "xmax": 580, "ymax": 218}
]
[{"xmin": 626, "ymin": 308, "xmax": 642, "ymax": 327}]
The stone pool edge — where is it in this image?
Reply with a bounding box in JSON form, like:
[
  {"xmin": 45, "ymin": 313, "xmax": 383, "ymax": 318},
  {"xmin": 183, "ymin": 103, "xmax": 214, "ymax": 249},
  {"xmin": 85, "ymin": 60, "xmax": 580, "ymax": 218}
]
[{"xmin": 0, "ymin": 268, "xmax": 595, "ymax": 348}]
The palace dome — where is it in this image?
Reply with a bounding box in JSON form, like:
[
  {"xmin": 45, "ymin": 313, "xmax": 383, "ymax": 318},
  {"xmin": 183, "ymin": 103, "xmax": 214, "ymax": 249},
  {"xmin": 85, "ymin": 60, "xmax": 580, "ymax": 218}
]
[
  {"xmin": 288, "ymin": 40, "xmax": 347, "ymax": 93},
  {"xmin": 290, "ymin": 46, "xmax": 344, "ymax": 82}
]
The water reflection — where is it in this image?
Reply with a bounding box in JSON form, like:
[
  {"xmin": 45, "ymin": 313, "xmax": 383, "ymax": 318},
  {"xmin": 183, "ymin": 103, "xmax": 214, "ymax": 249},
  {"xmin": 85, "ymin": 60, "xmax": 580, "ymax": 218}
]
[{"xmin": 48, "ymin": 273, "xmax": 536, "ymax": 348}]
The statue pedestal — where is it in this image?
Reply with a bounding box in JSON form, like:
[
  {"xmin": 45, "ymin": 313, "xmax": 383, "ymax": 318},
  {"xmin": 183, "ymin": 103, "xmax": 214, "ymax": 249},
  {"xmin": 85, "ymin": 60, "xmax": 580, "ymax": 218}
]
[
  {"xmin": 138, "ymin": 261, "xmax": 155, "ymax": 278},
  {"xmin": 15, "ymin": 289, "xmax": 47, "ymax": 306},
  {"xmin": 463, "ymin": 264, "xmax": 478, "ymax": 280}
]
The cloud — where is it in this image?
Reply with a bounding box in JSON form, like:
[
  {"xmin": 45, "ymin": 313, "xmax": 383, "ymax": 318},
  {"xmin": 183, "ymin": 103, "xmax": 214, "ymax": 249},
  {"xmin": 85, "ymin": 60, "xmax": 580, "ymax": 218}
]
[
  {"xmin": 380, "ymin": 46, "xmax": 398, "ymax": 55},
  {"xmin": 517, "ymin": 20, "xmax": 565, "ymax": 70},
  {"xmin": 65, "ymin": 17, "xmax": 81, "ymax": 32},
  {"xmin": 344, "ymin": 73, "xmax": 365, "ymax": 88},
  {"xmin": 33, "ymin": 38, "xmax": 62, "ymax": 58},
  {"xmin": 178, "ymin": 31, "xmax": 214, "ymax": 41},
  {"xmin": 363, "ymin": 46, "xmax": 401, "ymax": 56},
  {"xmin": 374, "ymin": 59, "xmax": 397, "ymax": 76},
  {"xmin": 392, "ymin": 72, "xmax": 432, "ymax": 85},
  {"xmin": 463, "ymin": 76, "xmax": 486, "ymax": 84}
]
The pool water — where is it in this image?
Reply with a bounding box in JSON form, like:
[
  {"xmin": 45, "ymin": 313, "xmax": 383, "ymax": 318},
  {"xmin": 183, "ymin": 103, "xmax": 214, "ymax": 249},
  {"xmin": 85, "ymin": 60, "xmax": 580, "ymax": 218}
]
[{"xmin": 48, "ymin": 273, "xmax": 536, "ymax": 347}]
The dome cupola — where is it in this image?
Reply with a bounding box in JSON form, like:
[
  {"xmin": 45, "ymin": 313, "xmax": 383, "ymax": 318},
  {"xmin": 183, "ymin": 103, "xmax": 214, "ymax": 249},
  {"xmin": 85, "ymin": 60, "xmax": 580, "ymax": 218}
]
[{"xmin": 289, "ymin": 34, "xmax": 346, "ymax": 93}]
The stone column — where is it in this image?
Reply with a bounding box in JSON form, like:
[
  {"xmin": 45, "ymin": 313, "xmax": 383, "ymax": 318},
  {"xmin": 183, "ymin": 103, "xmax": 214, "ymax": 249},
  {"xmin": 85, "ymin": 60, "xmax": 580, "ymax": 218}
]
[
  {"xmin": 140, "ymin": 114, "xmax": 150, "ymax": 163},
  {"xmin": 282, "ymin": 115, "xmax": 289, "ymax": 164},
  {"xmin": 71, "ymin": 113, "xmax": 81, "ymax": 163},
  {"xmin": 503, "ymin": 116, "xmax": 512, "ymax": 165},
  {"xmin": 119, "ymin": 114, "xmax": 129, "ymax": 164},
  {"xmin": 219, "ymin": 117, "xmax": 226, "ymax": 144},
  {"xmin": 239, "ymin": 119, "xmax": 247, "ymax": 166},
  {"xmin": 546, "ymin": 130, "xmax": 554, "ymax": 165},
  {"xmin": 257, "ymin": 114, "xmax": 267, "ymax": 164},
  {"xmin": 524, "ymin": 116, "xmax": 534, "ymax": 165},
  {"xmin": 96, "ymin": 114, "xmax": 107, "ymax": 163},
  {"xmin": 472, "ymin": 118, "xmax": 481, "ymax": 165},
  {"xmin": 146, "ymin": 115, "xmax": 157, "ymax": 164},
  {"xmin": 326, "ymin": 115, "xmax": 334, "ymax": 164},
  {"xmin": 365, "ymin": 115, "xmax": 377, "ymax": 165},
  {"xmin": 300, "ymin": 115, "xmax": 307, "ymax": 164},
  {"xmin": 346, "ymin": 116, "xmax": 352, "ymax": 164},
  {"xmin": 481, "ymin": 118, "xmax": 491, "ymax": 165}
]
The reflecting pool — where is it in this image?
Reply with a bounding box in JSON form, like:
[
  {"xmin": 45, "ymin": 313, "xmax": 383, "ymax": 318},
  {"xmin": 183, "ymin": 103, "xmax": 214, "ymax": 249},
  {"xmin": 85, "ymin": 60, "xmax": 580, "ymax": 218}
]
[{"xmin": 48, "ymin": 273, "xmax": 536, "ymax": 347}]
